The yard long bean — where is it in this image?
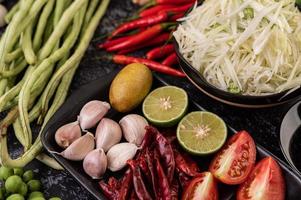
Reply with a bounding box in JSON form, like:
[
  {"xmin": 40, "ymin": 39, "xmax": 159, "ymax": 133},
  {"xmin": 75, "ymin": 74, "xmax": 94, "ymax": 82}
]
[
  {"xmin": 5, "ymin": 48, "xmax": 23, "ymax": 64},
  {"xmin": 22, "ymin": 22, "xmax": 37, "ymax": 65},
  {"xmin": 4, "ymin": 2, "xmax": 20, "ymax": 23}
]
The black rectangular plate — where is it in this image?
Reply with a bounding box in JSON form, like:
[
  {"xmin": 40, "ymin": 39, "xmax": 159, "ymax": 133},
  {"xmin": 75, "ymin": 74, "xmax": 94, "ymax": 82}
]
[{"xmin": 41, "ymin": 69, "xmax": 301, "ymax": 200}]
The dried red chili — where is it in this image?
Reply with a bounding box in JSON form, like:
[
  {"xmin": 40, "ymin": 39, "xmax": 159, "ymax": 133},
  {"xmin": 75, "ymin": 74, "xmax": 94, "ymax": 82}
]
[
  {"xmin": 99, "ymin": 181, "xmax": 118, "ymax": 200},
  {"xmin": 174, "ymin": 150, "xmax": 200, "ymax": 177},
  {"xmin": 118, "ymin": 169, "xmax": 133, "ymax": 200},
  {"xmin": 154, "ymin": 154, "xmax": 172, "ymax": 200},
  {"xmin": 146, "ymin": 148, "xmax": 159, "ymax": 199},
  {"xmin": 178, "ymin": 171, "xmax": 191, "ymax": 189},
  {"xmin": 170, "ymin": 178, "xmax": 179, "ymax": 200}
]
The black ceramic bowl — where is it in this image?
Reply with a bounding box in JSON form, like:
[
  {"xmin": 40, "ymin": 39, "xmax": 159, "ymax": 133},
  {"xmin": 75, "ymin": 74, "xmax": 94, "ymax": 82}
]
[{"xmin": 174, "ymin": 4, "xmax": 301, "ymax": 108}]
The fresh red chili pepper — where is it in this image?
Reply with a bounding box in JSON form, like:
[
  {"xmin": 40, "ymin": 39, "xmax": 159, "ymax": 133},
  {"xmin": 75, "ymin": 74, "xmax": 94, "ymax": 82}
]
[
  {"xmin": 146, "ymin": 44, "xmax": 174, "ymax": 60},
  {"xmin": 154, "ymin": 153, "xmax": 172, "ymax": 200},
  {"xmin": 112, "ymin": 55, "xmax": 186, "ymax": 77},
  {"xmin": 162, "ymin": 52, "xmax": 178, "ymax": 66},
  {"xmin": 154, "ymin": 129, "xmax": 176, "ymax": 184},
  {"xmin": 127, "ymin": 160, "xmax": 153, "ymax": 200},
  {"xmin": 170, "ymin": 178, "xmax": 179, "ymax": 200},
  {"xmin": 154, "ymin": 0, "xmax": 195, "ymax": 5},
  {"xmin": 117, "ymin": 33, "xmax": 171, "ymax": 54},
  {"xmin": 107, "ymin": 23, "xmax": 174, "ymax": 52},
  {"xmin": 99, "ymin": 181, "xmax": 118, "ymax": 200},
  {"xmin": 145, "ymin": 148, "xmax": 159, "ymax": 199},
  {"xmin": 178, "ymin": 171, "xmax": 191, "ymax": 189},
  {"xmin": 118, "ymin": 169, "xmax": 133, "ymax": 200},
  {"xmin": 98, "ymin": 35, "xmax": 134, "ymax": 49},
  {"xmin": 111, "ymin": 12, "xmax": 171, "ymax": 38},
  {"xmin": 174, "ymin": 150, "xmax": 200, "ymax": 177},
  {"xmin": 170, "ymin": 12, "xmax": 185, "ymax": 21},
  {"xmin": 139, "ymin": 5, "xmax": 177, "ymax": 18}
]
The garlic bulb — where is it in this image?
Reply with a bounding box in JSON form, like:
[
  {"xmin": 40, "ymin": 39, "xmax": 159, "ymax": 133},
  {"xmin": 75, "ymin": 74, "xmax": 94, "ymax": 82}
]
[
  {"xmin": 83, "ymin": 148, "xmax": 107, "ymax": 179},
  {"xmin": 0, "ymin": 4, "xmax": 7, "ymax": 27},
  {"xmin": 78, "ymin": 101, "xmax": 110, "ymax": 130},
  {"xmin": 55, "ymin": 121, "xmax": 81, "ymax": 149},
  {"xmin": 57, "ymin": 133, "xmax": 95, "ymax": 161},
  {"xmin": 107, "ymin": 143, "xmax": 138, "ymax": 172},
  {"xmin": 119, "ymin": 114, "xmax": 148, "ymax": 146},
  {"xmin": 95, "ymin": 118, "xmax": 122, "ymax": 152}
]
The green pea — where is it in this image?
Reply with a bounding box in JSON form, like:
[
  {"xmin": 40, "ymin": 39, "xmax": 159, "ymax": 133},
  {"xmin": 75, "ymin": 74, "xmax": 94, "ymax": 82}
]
[
  {"xmin": 17, "ymin": 182, "xmax": 27, "ymax": 196},
  {"xmin": 5, "ymin": 175, "xmax": 23, "ymax": 193},
  {"xmin": 22, "ymin": 170, "xmax": 34, "ymax": 182},
  {"xmin": 28, "ymin": 191, "xmax": 44, "ymax": 199},
  {"xmin": 27, "ymin": 180, "xmax": 41, "ymax": 191},
  {"xmin": 49, "ymin": 198, "xmax": 61, "ymax": 200},
  {"xmin": 13, "ymin": 168, "xmax": 24, "ymax": 177},
  {"xmin": 0, "ymin": 166, "xmax": 13, "ymax": 180},
  {"xmin": 6, "ymin": 194, "xmax": 24, "ymax": 200}
]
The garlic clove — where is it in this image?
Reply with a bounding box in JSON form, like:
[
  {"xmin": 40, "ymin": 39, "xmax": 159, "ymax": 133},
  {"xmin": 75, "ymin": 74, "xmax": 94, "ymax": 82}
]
[
  {"xmin": 55, "ymin": 121, "xmax": 82, "ymax": 149},
  {"xmin": 78, "ymin": 100, "xmax": 111, "ymax": 130},
  {"xmin": 57, "ymin": 132, "xmax": 95, "ymax": 161},
  {"xmin": 83, "ymin": 148, "xmax": 107, "ymax": 179},
  {"xmin": 119, "ymin": 114, "xmax": 148, "ymax": 146},
  {"xmin": 107, "ymin": 142, "xmax": 139, "ymax": 172},
  {"xmin": 95, "ymin": 118, "xmax": 122, "ymax": 152}
]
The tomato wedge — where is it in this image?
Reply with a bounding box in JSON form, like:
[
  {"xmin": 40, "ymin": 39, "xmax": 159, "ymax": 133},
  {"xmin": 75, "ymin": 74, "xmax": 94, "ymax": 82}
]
[
  {"xmin": 237, "ymin": 157, "xmax": 286, "ymax": 200},
  {"xmin": 182, "ymin": 172, "xmax": 218, "ymax": 200},
  {"xmin": 209, "ymin": 130, "xmax": 256, "ymax": 185}
]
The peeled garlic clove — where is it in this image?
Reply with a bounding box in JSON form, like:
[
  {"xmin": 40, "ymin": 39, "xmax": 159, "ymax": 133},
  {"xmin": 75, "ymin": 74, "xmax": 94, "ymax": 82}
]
[
  {"xmin": 119, "ymin": 114, "xmax": 148, "ymax": 146},
  {"xmin": 55, "ymin": 121, "xmax": 82, "ymax": 149},
  {"xmin": 83, "ymin": 148, "xmax": 107, "ymax": 179},
  {"xmin": 58, "ymin": 132, "xmax": 95, "ymax": 161},
  {"xmin": 78, "ymin": 100, "xmax": 111, "ymax": 130},
  {"xmin": 107, "ymin": 143, "xmax": 138, "ymax": 172},
  {"xmin": 96, "ymin": 118, "xmax": 122, "ymax": 152}
]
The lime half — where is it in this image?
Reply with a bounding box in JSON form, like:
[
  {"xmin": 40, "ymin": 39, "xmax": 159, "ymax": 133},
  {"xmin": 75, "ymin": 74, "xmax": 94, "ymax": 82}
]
[
  {"xmin": 177, "ymin": 111, "xmax": 227, "ymax": 155},
  {"xmin": 142, "ymin": 86, "xmax": 188, "ymax": 127}
]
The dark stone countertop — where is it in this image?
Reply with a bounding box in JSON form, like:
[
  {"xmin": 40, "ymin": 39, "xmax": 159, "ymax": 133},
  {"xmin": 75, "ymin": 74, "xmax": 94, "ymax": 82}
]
[{"xmin": 2, "ymin": 0, "xmax": 300, "ymax": 199}]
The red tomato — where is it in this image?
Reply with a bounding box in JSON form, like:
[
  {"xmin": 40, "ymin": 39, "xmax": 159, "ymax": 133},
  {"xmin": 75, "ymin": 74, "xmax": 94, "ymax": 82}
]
[
  {"xmin": 182, "ymin": 172, "xmax": 218, "ymax": 200},
  {"xmin": 209, "ymin": 130, "xmax": 256, "ymax": 185},
  {"xmin": 237, "ymin": 157, "xmax": 286, "ymax": 200}
]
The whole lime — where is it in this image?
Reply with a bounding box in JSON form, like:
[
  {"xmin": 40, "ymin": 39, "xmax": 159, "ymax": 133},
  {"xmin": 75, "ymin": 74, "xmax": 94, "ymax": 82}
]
[
  {"xmin": 29, "ymin": 197, "xmax": 46, "ymax": 200},
  {"xmin": 0, "ymin": 166, "xmax": 13, "ymax": 181},
  {"xmin": 22, "ymin": 170, "xmax": 34, "ymax": 182},
  {"xmin": 18, "ymin": 182, "xmax": 27, "ymax": 196},
  {"xmin": 49, "ymin": 198, "xmax": 61, "ymax": 200},
  {"xmin": 28, "ymin": 191, "xmax": 44, "ymax": 199},
  {"xmin": 13, "ymin": 168, "xmax": 24, "ymax": 177},
  {"xmin": 6, "ymin": 194, "xmax": 24, "ymax": 200},
  {"xmin": 27, "ymin": 180, "xmax": 41, "ymax": 191},
  {"xmin": 5, "ymin": 175, "xmax": 23, "ymax": 193}
]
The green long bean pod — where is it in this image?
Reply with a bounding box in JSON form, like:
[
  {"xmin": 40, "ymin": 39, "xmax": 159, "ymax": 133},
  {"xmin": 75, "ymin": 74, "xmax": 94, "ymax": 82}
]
[
  {"xmin": 1, "ymin": 0, "xmax": 111, "ymax": 168},
  {"xmin": 33, "ymin": 0, "xmax": 55, "ymax": 51},
  {"xmin": 13, "ymin": 118, "xmax": 27, "ymax": 149},
  {"xmin": 39, "ymin": 0, "xmax": 87, "ymax": 60},
  {"xmin": 22, "ymin": 22, "xmax": 37, "ymax": 65},
  {"xmin": 1, "ymin": 59, "xmax": 28, "ymax": 77},
  {"xmin": 4, "ymin": 2, "xmax": 20, "ymax": 24},
  {"xmin": 0, "ymin": 79, "xmax": 8, "ymax": 97},
  {"xmin": 81, "ymin": 0, "xmax": 100, "ymax": 35},
  {"xmin": 5, "ymin": 48, "xmax": 23, "ymax": 64},
  {"xmin": 42, "ymin": 11, "xmax": 55, "ymax": 45},
  {"xmin": 36, "ymin": 153, "xmax": 63, "ymax": 170}
]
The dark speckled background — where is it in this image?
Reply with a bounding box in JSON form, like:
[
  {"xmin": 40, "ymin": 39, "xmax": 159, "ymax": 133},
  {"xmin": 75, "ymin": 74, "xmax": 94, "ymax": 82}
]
[{"xmin": 2, "ymin": 0, "xmax": 301, "ymax": 199}]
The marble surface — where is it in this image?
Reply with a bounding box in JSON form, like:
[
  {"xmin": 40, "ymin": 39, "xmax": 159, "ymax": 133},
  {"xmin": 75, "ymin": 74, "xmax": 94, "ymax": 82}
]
[{"xmin": 2, "ymin": 0, "xmax": 301, "ymax": 199}]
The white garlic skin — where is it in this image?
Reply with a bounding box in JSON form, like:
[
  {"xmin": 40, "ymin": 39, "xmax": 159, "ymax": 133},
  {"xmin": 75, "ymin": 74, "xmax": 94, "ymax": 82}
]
[
  {"xmin": 119, "ymin": 114, "xmax": 148, "ymax": 146},
  {"xmin": 79, "ymin": 100, "xmax": 110, "ymax": 130},
  {"xmin": 95, "ymin": 118, "xmax": 122, "ymax": 152},
  {"xmin": 107, "ymin": 143, "xmax": 138, "ymax": 172},
  {"xmin": 55, "ymin": 121, "xmax": 81, "ymax": 149},
  {"xmin": 0, "ymin": 4, "xmax": 7, "ymax": 27},
  {"xmin": 59, "ymin": 132, "xmax": 95, "ymax": 161},
  {"xmin": 83, "ymin": 148, "xmax": 107, "ymax": 179}
]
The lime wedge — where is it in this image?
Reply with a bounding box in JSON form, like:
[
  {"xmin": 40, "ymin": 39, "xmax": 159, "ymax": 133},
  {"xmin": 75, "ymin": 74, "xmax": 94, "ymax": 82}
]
[
  {"xmin": 177, "ymin": 111, "xmax": 227, "ymax": 155},
  {"xmin": 142, "ymin": 86, "xmax": 188, "ymax": 127}
]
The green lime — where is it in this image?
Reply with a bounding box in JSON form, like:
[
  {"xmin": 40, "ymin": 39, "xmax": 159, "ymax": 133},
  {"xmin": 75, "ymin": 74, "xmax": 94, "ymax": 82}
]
[
  {"xmin": 0, "ymin": 166, "xmax": 13, "ymax": 181},
  {"xmin": 27, "ymin": 180, "xmax": 41, "ymax": 191},
  {"xmin": 142, "ymin": 86, "xmax": 188, "ymax": 127},
  {"xmin": 30, "ymin": 197, "xmax": 46, "ymax": 200},
  {"xmin": 6, "ymin": 194, "xmax": 24, "ymax": 200},
  {"xmin": 13, "ymin": 168, "xmax": 24, "ymax": 177},
  {"xmin": 177, "ymin": 111, "xmax": 227, "ymax": 155},
  {"xmin": 22, "ymin": 170, "xmax": 34, "ymax": 182},
  {"xmin": 5, "ymin": 175, "xmax": 23, "ymax": 193},
  {"xmin": 49, "ymin": 198, "xmax": 61, "ymax": 200},
  {"xmin": 18, "ymin": 182, "xmax": 27, "ymax": 196},
  {"xmin": 28, "ymin": 191, "xmax": 44, "ymax": 199}
]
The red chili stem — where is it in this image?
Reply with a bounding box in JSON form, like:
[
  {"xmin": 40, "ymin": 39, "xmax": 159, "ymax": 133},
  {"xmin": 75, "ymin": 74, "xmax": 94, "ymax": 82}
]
[
  {"xmin": 112, "ymin": 55, "xmax": 186, "ymax": 77},
  {"xmin": 107, "ymin": 23, "xmax": 174, "ymax": 52},
  {"xmin": 162, "ymin": 52, "xmax": 178, "ymax": 66},
  {"xmin": 146, "ymin": 44, "xmax": 174, "ymax": 60},
  {"xmin": 127, "ymin": 160, "xmax": 153, "ymax": 200},
  {"xmin": 117, "ymin": 33, "xmax": 171, "ymax": 54}
]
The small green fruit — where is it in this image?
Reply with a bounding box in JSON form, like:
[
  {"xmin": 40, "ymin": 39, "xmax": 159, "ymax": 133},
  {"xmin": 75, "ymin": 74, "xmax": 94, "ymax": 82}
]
[{"xmin": 0, "ymin": 166, "xmax": 13, "ymax": 181}]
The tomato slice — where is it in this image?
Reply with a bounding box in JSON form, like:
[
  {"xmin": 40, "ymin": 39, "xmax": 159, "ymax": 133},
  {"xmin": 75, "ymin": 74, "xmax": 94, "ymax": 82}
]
[
  {"xmin": 237, "ymin": 157, "xmax": 286, "ymax": 200},
  {"xmin": 182, "ymin": 172, "xmax": 218, "ymax": 200},
  {"xmin": 209, "ymin": 130, "xmax": 256, "ymax": 185}
]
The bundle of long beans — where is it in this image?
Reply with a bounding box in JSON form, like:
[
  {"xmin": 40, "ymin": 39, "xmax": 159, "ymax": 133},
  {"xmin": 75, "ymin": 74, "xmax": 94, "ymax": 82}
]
[{"xmin": 0, "ymin": 0, "xmax": 110, "ymax": 169}]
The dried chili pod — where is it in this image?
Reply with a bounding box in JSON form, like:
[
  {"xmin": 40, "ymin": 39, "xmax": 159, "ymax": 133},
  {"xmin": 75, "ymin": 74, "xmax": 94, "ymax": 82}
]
[
  {"xmin": 99, "ymin": 181, "xmax": 118, "ymax": 200},
  {"xmin": 145, "ymin": 148, "xmax": 158, "ymax": 199},
  {"xmin": 170, "ymin": 178, "xmax": 179, "ymax": 200},
  {"xmin": 174, "ymin": 150, "xmax": 200, "ymax": 177},
  {"xmin": 178, "ymin": 171, "xmax": 191, "ymax": 189},
  {"xmin": 154, "ymin": 154, "xmax": 172, "ymax": 200},
  {"xmin": 118, "ymin": 169, "xmax": 133, "ymax": 200}
]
